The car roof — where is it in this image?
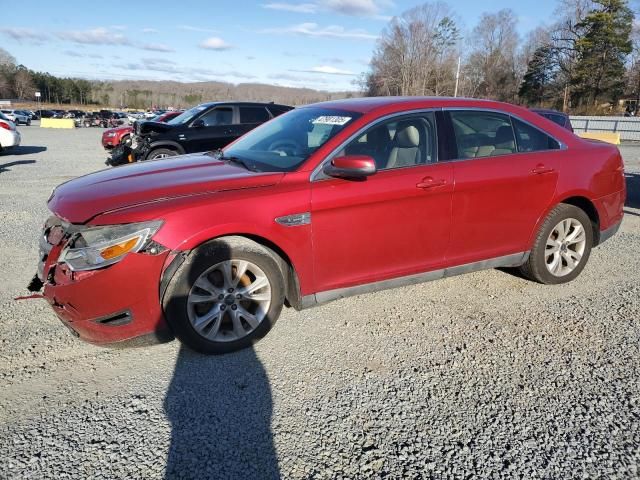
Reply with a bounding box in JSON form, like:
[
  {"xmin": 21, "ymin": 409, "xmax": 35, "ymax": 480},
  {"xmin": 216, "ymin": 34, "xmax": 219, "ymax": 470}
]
[
  {"xmin": 302, "ymin": 96, "xmax": 539, "ymax": 115},
  {"xmin": 197, "ymin": 101, "xmax": 292, "ymax": 108},
  {"xmin": 530, "ymin": 108, "xmax": 567, "ymax": 116}
]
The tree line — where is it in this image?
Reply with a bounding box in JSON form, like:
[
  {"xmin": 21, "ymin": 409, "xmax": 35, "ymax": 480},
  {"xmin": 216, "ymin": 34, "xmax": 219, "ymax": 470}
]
[{"xmin": 364, "ymin": 0, "xmax": 637, "ymax": 114}]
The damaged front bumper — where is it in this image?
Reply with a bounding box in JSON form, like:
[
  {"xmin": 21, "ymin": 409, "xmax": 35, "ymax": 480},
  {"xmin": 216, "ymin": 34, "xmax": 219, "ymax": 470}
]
[{"xmin": 30, "ymin": 217, "xmax": 174, "ymax": 345}]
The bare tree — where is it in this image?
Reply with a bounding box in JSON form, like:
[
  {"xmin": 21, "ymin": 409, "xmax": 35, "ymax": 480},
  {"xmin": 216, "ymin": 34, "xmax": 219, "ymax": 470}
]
[
  {"xmin": 366, "ymin": 2, "xmax": 461, "ymax": 96},
  {"xmin": 462, "ymin": 9, "xmax": 521, "ymax": 101},
  {"xmin": 13, "ymin": 68, "xmax": 36, "ymax": 99}
]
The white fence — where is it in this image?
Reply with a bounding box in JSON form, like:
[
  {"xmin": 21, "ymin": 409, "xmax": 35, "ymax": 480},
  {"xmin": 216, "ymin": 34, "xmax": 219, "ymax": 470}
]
[{"xmin": 570, "ymin": 116, "xmax": 640, "ymax": 141}]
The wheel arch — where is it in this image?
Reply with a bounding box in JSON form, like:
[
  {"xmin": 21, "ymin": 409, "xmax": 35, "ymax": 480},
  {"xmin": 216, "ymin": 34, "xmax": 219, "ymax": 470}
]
[
  {"xmin": 557, "ymin": 195, "xmax": 601, "ymax": 245},
  {"xmin": 162, "ymin": 232, "xmax": 305, "ymax": 311},
  {"xmin": 147, "ymin": 141, "xmax": 185, "ymax": 156}
]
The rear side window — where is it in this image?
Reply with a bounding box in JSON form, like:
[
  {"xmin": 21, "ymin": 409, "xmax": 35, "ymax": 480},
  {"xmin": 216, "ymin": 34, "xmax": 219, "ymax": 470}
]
[
  {"xmin": 449, "ymin": 111, "xmax": 516, "ymax": 159},
  {"xmin": 240, "ymin": 106, "xmax": 270, "ymax": 124},
  {"xmin": 544, "ymin": 114, "xmax": 567, "ymax": 127},
  {"xmin": 512, "ymin": 118, "xmax": 560, "ymax": 152}
]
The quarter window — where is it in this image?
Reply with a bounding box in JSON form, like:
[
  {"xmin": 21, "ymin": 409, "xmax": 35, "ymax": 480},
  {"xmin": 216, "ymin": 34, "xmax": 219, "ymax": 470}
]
[
  {"xmin": 340, "ymin": 113, "xmax": 437, "ymax": 170},
  {"xmin": 240, "ymin": 106, "xmax": 270, "ymax": 124},
  {"xmin": 512, "ymin": 118, "xmax": 560, "ymax": 152},
  {"xmin": 450, "ymin": 111, "xmax": 516, "ymax": 159}
]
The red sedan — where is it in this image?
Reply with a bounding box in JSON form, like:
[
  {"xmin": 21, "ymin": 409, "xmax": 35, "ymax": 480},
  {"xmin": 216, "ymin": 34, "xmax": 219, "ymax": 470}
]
[
  {"xmin": 101, "ymin": 111, "xmax": 181, "ymax": 149},
  {"xmin": 33, "ymin": 97, "xmax": 625, "ymax": 354}
]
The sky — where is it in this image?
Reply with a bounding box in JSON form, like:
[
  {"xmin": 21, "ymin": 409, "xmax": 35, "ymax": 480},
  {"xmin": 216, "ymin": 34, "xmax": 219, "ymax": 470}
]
[{"xmin": 1, "ymin": 0, "xmax": 558, "ymax": 92}]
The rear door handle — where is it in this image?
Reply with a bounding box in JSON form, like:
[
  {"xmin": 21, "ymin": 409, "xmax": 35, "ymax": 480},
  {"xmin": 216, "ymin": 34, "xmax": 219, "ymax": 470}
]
[
  {"xmin": 416, "ymin": 177, "xmax": 446, "ymax": 189},
  {"xmin": 531, "ymin": 165, "xmax": 554, "ymax": 175}
]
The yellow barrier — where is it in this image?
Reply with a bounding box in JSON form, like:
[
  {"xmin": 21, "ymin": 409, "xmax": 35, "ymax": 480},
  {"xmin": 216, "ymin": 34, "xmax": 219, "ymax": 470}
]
[
  {"xmin": 40, "ymin": 118, "xmax": 75, "ymax": 129},
  {"xmin": 577, "ymin": 131, "xmax": 621, "ymax": 145}
]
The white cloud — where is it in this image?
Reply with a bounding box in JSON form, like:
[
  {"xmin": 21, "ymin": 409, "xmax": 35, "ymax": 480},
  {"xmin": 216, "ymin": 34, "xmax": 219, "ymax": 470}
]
[
  {"xmin": 262, "ymin": 0, "xmax": 393, "ymax": 18},
  {"xmin": 263, "ymin": 23, "xmax": 376, "ymax": 40},
  {"xmin": 199, "ymin": 37, "xmax": 233, "ymax": 50},
  {"xmin": 142, "ymin": 28, "xmax": 159, "ymax": 34},
  {"xmin": 262, "ymin": 2, "xmax": 318, "ymax": 13},
  {"xmin": 308, "ymin": 65, "xmax": 355, "ymax": 75},
  {"xmin": 57, "ymin": 27, "xmax": 130, "ymax": 46},
  {"xmin": 0, "ymin": 27, "xmax": 48, "ymax": 43},
  {"xmin": 178, "ymin": 25, "xmax": 218, "ymax": 33},
  {"xmin": 141, "ymin": 43, "xmax": 175, "ymax": 52}
]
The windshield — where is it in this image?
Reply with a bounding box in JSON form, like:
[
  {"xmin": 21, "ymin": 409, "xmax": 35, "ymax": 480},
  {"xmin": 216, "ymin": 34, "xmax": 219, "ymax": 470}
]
[
  {"xmin": 224, "ymin": 107, "xmax": 361, "ymax": 172},
  {"xmin": 168, "ymin": 105, "xmax": 209, "ymax": 125}
]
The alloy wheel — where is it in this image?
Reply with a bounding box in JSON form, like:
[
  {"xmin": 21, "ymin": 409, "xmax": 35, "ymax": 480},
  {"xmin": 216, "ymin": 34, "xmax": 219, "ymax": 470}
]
[
  {"xmin": 187, "ymin": 260, "xmax": 272, "ymax": 342},
  {"xmin": 545, "ymin": 218, "xmax": 587, "ymax": 277}
]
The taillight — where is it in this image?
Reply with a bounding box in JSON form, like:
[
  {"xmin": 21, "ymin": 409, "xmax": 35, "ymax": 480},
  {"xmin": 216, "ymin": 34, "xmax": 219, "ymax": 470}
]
[{"xmin": 0, "ymin": 122, "xmax": 11, "ymax": 131}]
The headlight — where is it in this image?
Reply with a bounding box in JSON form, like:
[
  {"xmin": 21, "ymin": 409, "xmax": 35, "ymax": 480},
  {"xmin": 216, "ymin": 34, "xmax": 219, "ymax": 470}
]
[
  {"xmin": 106, "ymin": 132, "xmax": 117, "ymax": 137},
  {"xmin": 59, "ymin": 220, "xmax": 163, "ymax": 271}
]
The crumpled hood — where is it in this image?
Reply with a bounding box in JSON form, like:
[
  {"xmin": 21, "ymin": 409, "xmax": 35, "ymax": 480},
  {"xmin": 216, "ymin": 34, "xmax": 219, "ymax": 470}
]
[{"xmin": 49, "ymin": 153, "xmax": 284, "ymax": 223}]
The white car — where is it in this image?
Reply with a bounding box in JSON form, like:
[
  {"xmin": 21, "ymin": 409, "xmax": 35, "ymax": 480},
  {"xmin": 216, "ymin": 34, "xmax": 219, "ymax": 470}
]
[
  {"xmin": 0, "ymin": 109, "xmax": 30, "ymax": 126},
  {"xmin": 0, "ymin": 113, "xmax": 21, "ymax": 153}
]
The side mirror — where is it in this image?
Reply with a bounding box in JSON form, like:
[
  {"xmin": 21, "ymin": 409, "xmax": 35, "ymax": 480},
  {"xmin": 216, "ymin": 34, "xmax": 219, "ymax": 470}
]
[
  {"xmin": 192, "ymin": 119, "xmax": 205, "ymax": 128},
  {"xmin": 322, "ymin": 155, "xmax": 377, "ymax": 179}
]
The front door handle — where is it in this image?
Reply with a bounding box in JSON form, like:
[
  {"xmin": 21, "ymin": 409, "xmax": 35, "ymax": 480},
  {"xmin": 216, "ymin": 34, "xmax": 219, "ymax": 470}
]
[
  {"xmin": 416, "ymin": 177, "xmax": 446, "ymax": 189},
  {"xmin": 531, "ymin": 164, "xmax": 554, "ymax": 175}
]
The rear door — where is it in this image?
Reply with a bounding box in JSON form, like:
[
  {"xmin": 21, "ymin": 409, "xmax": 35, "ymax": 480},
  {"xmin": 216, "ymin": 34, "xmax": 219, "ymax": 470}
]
[
  {"xmin": 445, "ymin": 109, "xmax": 561, "ymax": 265},
  {"xmin": 237, "ymin": 105, "xmax": 272, "ymax": 137},
  {"xmin": 183, "ymin": 106, "xmax": 237, "ymax": 153}
]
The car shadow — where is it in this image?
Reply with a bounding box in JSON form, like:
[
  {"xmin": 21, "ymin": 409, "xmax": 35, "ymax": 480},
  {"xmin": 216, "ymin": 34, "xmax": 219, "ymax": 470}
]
[
  {"xmin": 163, "ymin": 238, "xmax": 280, "ymax": 479},
  {"xmin": 164, "ymin": 346, "xmax": 279, "ymax": 479},
  {"xmin": 4, "ymin": 146, "xmax": 47, "ymax": 156},
  {"xmin": 625, "ymin": 173, "xmax": 640, "ymax": 210},
  {"xmin": 0, "ymin": 160, "xmax": 36, "ymax": 173}
]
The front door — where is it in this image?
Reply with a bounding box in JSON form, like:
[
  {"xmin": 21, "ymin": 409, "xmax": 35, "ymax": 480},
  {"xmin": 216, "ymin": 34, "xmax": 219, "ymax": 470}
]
[
  {"xmin": 184, "ymin": 106, "xmax": 237, "ymax": 153},
  {"xmin": 311, "ymin": 112, "xmax": 454, "ymax": 293}
]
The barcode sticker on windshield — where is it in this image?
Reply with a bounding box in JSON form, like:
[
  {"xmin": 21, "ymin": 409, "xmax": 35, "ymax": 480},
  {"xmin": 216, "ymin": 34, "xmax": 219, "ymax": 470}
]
[{"xmin": 312, "ymin": 116, "xmax": 352, "ymax": 126}]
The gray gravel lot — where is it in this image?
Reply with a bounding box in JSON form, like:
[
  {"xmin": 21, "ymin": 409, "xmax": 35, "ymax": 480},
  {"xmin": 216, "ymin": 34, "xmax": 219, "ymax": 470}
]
[{"xmin": 0, "ymin": 125, "xmax": 639, "ymax": 479}]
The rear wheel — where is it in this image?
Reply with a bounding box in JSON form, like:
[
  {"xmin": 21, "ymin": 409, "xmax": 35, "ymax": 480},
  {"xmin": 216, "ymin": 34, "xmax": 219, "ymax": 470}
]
[
  {"xmin": 519, "ymin": 204, "xmax": 593, "ymax": 284},
  {"xmin": 147, "ymin": 148, "xmax": 178, "ymax": 160},
  {"xmin": 163, "ymin": 237, "xmax": 285, "ymax": 354}
]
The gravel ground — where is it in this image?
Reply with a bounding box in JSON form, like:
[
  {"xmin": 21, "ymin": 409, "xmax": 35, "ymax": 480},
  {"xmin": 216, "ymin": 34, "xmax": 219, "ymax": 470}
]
[{"xmin": 0, "ymin": 125, "xmax": 639, "ymax": 479}]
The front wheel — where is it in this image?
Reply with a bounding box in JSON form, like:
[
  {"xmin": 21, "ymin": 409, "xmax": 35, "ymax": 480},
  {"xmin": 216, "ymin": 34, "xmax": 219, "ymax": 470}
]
[
  {"xmin": 519, "ymin": 204, "xmax": 593, "ymax": 284},
  {"xmin": 163, "ymin": 236, "xmax": 285, "ymax": 354},
  {"xmin": 147, "ymin": 148, "xmax": 178, "ymax": 160}
]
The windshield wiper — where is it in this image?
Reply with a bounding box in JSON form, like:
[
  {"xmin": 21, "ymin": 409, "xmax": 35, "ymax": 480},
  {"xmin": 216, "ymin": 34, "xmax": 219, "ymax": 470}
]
[{"xmin": 210, "ymin": 149, "xmax": 257, "ymax": 171}]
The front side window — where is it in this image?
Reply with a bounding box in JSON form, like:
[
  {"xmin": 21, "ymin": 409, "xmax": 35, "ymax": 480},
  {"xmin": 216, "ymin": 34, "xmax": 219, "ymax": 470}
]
[
  {"xmin": 450, "ymin": 111, "xmax": 516, "ymax": 159},
  {"xmin": 198, "ymin": 107, "xmax": 233, "ymax": 126},
  {"xmin": 512, "ymin": 118, "xmax": 561, "ymax": 152},
  {"xmin": 338, "ymin": 112, "xmax": 437, "ymax": 170},
  {"xmin": 224, "ymin": 107, "xmax": 361, "ymax": 172},
  {"xmin": 167, "ymin": 104, "xmax": 208, "ymax": 125}
]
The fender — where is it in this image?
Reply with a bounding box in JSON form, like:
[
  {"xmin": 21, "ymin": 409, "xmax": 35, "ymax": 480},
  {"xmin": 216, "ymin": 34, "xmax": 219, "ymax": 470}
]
[{"xmin": 526, "ymin": 188, "xmax": 600, "ymax": 250}]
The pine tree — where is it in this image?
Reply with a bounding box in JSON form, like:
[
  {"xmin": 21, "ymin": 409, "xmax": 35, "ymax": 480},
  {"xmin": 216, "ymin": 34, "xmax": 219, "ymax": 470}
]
[
  {"xmin": 572, "ymin": 0, "xmax": 634, "ymax": 107},
  {"xmin": 519, "ymin": 45, "xmax": 556, "ymax": 105}
]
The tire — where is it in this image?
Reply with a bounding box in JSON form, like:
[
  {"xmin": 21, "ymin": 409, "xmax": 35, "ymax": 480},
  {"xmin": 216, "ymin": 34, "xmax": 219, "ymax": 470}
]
[
  {"xmin": 519, "ymin": 204, "xmax": 593, "ymax": 284},
  {"xmin": 147, "ymin": 148, "xmax": 178, "ymax": 160},
  {"xmin": 163, "ymin": 236, "xmax": 285, "ymax": 354}
]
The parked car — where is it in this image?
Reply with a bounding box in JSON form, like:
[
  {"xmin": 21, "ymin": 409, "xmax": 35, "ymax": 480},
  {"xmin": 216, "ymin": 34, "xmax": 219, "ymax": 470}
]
[
  {"xmin": 36, "ymin": 110, "xmax": 56, "ymax": 119},
  {"xmin": 0, "ymin": 109, "xmax": 30, "ymax": 126},
  {"xmin": 131, "ymin": 101, "xmax": 293, "ymax": 160},
  {"xmin": 30, "ymin": 97, "xmax": 625, "ymax": 354},
  {"xmin": 127, "ymin": 111, "xmax": 144, "ymax": 123},
  {"xmin": 0, "ymin": 112, "xmax": 21, "ymax": 152},
  {"xmin": 102, "ymin": 111, "xmax": 181, "ymax": 149},
  {"xmin": 65, "ymin": 110, "xmax": 86, "ymax": 119},
  {"xmin": 15, "ymin": 110, "xmax": 34, "ymax": 124},
  {"xmin": 530, "ymin": 108, "xmax": 574, "ymax": 132}
]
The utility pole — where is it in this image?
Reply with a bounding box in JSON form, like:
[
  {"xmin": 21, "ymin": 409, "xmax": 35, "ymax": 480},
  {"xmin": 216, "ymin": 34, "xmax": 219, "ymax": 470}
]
[{"xmin": 454, "ymin": 57, "xmax": 461, "ymax": 98}]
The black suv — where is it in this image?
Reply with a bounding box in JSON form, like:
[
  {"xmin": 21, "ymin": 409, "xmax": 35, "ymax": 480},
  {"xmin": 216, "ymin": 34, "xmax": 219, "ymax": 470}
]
[{"xmin": 131, "ymin": 101, "xmax": 293, "ymax": 160}]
